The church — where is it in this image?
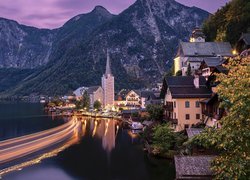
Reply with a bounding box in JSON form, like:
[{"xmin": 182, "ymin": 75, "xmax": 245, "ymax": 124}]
[
  {"xmin": 73, "ymin": 50, "xmax": 114, "ymax": 109},
  {"xmin": 102, "ymin": 50, "xmax": 115, "ymax": 109}
]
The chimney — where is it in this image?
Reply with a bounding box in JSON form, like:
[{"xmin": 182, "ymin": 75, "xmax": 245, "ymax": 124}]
[{"xmin": 193, "ymin": 75, "xmax": 200, "ymax": 88}]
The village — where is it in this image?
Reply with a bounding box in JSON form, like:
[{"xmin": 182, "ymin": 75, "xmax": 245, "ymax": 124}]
[{"xmin": 43, "ymin": 27, "xmax": 250, "ymax": 179}]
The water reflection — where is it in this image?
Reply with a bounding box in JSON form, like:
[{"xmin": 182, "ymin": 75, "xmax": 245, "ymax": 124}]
[{"xmin": 80, "ymin": 118, "xmax": 120, "ymax": 153}]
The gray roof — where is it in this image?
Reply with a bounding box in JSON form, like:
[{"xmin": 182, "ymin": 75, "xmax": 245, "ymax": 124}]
[
  {"xmin": 186, "ymin": 128, "xmax": 204, "ymax": 138},
  {"xmin": 166, "ymin": 76, "xmax": 207, "ymax": 87},
  {"xmin": 175, "ymin": 156, "xmax": 215, "ymax": 179},
  {"xmin": 239, "ymin": 33, "xmax": 250, "ymax": 45},
  {"xmin": 165, "ymin": 76, "xmax": 212, "ymax": 98},
  {"xmin": 140, "ymin": 91, "xmax": 156, "ymax": 99},
  {"xmin": 203, "ymin": 57, "xmax": 225, "ymax": 67},
  {"xmin": 86, "ymin": 86, "xmax": 101, "ymax": 94},
  {"xmin": 179, "ymin": 42, "xmax": 232, "ymax": 57}
]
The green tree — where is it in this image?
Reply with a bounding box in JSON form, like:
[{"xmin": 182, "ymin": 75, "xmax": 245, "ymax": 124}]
[
  {"xmin": 82, "ymin": 91, "xmax": 90, "ymax": 110},
  {"xmin": 93, "ymin": 100, "xmax": 102, "ymax": 110},
  {"xmin": 192, "ymin": 56, "xmax": 250, "ymax": 179},
  {"xmin": 152, "ymin": 123, "xmax": 176, "ymax": 153},
  {"xmin": 203, "ymin": 0, "xmax": 250, "ymax": 46},
  {"xmin": 186, "ymin": 63, "xmax": 192, "ymax": 76},
  {"xmin": 146, "ymin": 104, "xmax": 163, "ymax": 121}
]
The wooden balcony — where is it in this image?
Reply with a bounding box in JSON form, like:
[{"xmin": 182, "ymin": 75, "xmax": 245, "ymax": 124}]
[{"xmin": 164, "ymin": 101, "xmax": 174, "ymax": 111}]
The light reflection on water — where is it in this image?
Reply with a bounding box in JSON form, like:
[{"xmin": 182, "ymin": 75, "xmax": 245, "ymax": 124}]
[{"xmin": 2, "ymin": 117, "xmax": 175, "ymax": 180}]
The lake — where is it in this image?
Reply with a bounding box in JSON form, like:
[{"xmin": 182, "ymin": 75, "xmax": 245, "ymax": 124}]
[{"xmin": 0, "ymin": 103, "xmax": 175, "ymax": 180}]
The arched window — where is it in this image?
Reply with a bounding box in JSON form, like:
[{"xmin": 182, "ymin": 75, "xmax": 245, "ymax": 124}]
[{"xmin": 185, "ymin": 101, "xmax": 190, "ymax": 108}]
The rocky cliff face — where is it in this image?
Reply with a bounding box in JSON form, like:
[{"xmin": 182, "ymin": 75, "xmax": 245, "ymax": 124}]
[
  {"xmin": 0, "ymin": 18, "xmax": 54, "ymax": 68},
  {"xmin": 0, "ymin": 0, "xmax": 209, "ymax": 96}
]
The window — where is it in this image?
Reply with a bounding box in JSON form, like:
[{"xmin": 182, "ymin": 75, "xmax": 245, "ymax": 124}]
[
  {"xmin": 196, "ymin": 114, "xmax": 200, "ymax": 119},
  {"xmin": 184, "ymin": 124, "xmax": 189, "ymax": 129},
  {"xmin": 185, "ymin": 114, "xmax": 190, "ymax": 120},
  {"xmin": 195, "ymin": 101, "xmax": 200, "ymax": 108},
  {"xmin": 174, "ymin": 101, "xmax": 176, "ymax": 108},
  {"xmin": 185, "ymin": 101, "xmax": 190, "ymax": 108}
]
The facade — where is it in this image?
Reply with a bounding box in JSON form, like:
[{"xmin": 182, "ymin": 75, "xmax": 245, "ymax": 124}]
[
  {"xmin": 73, "ymin": 86, "xmax": 88, "ymax": 100},
  {"xmin": 87, "ymin": 86, "xmax": 103, "ymax": 108},
  {"xmin": 125, "ymin": 90, "xmax": 141, "ymax": 108},
  {"xmin": 162, "ymin": 76, "xmax": 212, "ymax": 132},
  {"xmin": 174, "ymin": 28, "xmax": 232, "ymax": 75},
  {"xmin": 199, "ymin": 57, "xmax": 226, "ymax": 80},
  {"xmin": 102, "ymin": 50, "xmax": 115, "ymax": 109}
]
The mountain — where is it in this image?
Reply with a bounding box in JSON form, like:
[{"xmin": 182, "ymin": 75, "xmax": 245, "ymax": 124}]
[
  {"xmin": 0, "ymin": 18, "xmax": 54, "ymax": 68},
  {"xmin": 0, "ymin": 0, "xmax": 209, "ymax": 96}
]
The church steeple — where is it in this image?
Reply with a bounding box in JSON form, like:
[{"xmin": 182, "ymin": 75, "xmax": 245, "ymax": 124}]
[{"xmin": 105, "ymin": 49, "xmax": 112, "ymax": 75}]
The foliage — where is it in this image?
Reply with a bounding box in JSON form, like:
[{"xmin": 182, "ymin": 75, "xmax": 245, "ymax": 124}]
[
  {"xmin": 146, "ymin": 104, "xmax": 163, "ymax": 121},
  {"xmin": 192, "ymin": 56, "xmax": 250, "ymax": 179},
  {"xmin": 152, "ymin": 123, "xmax": 176, "ymax": 153},
  {"xmin": 203, "ymin": 0, "xmax": 250, "ymax": 46},
  {"xmin": 186, "ymin": 63, "xmax": 192, "ymax": 76},
  {"xmin": 93, "ymin": 100, "xmax": 102, "ymax": 110},
  {"xmin": 175, "ymin": 70, "xmax": 182, "ymax": 76},
  {"xmin": 82, "ymin": 91, "xmax": 90, "ymax": 110}
]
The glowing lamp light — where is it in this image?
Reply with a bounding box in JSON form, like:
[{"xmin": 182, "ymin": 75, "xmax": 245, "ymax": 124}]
[{"xmin": 232, "ymin": 49, "xmax": 237, "ymax": 55}]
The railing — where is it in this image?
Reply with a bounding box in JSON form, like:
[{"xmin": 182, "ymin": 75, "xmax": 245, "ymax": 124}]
[{"xmin": 164, "ymin": 102, "xmax": 173, "ymax": 111}]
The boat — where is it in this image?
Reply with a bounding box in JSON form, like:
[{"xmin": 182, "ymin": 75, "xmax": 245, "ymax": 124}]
[{"xmin": 130, "ymin": 122, "xmax": 144, "ymax": 130}]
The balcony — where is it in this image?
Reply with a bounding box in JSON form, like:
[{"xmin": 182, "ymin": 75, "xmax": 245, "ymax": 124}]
[{"xmin": 164, "ymin": 101, "xmax": 174, "ymax": 111}]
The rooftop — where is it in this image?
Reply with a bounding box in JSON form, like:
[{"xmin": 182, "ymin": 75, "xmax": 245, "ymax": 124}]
[
  {"xmin": 175, "ymin": 155, "xmax": 215, "ymax": 179},
  {"xmin": 239, "ymin": 33, "xmax": 250, "ymax": 45},
  {"xmin": 165, "ymin": 76, "xmax": 212, "ymax": 98},
  {"xmin": 186, "ymin": 128, "xmax": 204, "ymax": 139},
  {"xmin": 177, "ymin": 42, "xmax": 232, "ymax": 57}
]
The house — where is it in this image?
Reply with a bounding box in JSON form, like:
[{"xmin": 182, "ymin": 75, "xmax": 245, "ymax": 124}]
[
  {"xmin": 175, "ymin": 155, "xmax": 215, "ymax": 179},
  {"xmin": 86, "ymin": 86, "xmax": 103, "ymax": 108},
  {"xmin": 199, "ymin": 57, "xmax": 226, "ymax": 80},
  {"xmin": 174, "ymin": 28, "xmax": 232, "ymax": 75},
  {"xmin": 141, "ymin": 91, "xmax": 162, "ymax": 108},
  {"xmin": 200, "ymin": 94, "xmax": 225, "ymax": 128},
  {"xmin": 125, "ymin": 90, "xmax": 141, "ymax": 108},
  {"xmin": 236, "ymin": 33, "xmax": 250, "ymax": 56},
  {"xmin": 114, "ymin": 89, "xmax": 130, "ymax": 108},
  {"xmin": 73, "ymin": 86, "xmax": 88, "ymax": 100},
  {"xmin": 162, "ymin": 76, "xmax": 212, "ymax": 131}
]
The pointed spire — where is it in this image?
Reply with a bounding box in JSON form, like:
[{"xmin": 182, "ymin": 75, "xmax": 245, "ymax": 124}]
[{"xmin": 105, "ymin": 49, "xmax": 112, "ymax": 75}]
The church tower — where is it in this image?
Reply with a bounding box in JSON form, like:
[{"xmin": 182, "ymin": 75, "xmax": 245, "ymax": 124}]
[
  {"xmin": 189, "ymin": 28, "xmax": 205, "ymax": 42},
  {"xmin": 102, "ymin": 50, "xmax": 114, "ymax": 108}
]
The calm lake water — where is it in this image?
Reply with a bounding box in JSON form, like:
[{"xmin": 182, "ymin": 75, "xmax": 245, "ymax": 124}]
[{"xmin": 0, "ymin": 103, "xmax": 175, "ymax": 180}]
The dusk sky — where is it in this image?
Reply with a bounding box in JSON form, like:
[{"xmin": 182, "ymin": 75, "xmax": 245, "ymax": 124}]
[{"xmin": 0, "ymin": 0, "xmax": 230, "ymax": 29}]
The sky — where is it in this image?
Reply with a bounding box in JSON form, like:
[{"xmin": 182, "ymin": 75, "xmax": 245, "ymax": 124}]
[{"xmin": 0, "ymin": 0, "xmax": 230, "ymax": 29}]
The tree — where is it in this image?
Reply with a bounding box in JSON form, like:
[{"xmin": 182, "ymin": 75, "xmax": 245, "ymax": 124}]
[
  {"xmin": 202, "ymin": 0, "xmax": 250, "ymax": 46},
  {"xmin": 175, "ymin": 70, "xmax": 182, "ymax": 76},
  {"xmin": 186, "ymin": 63, "xmax": 192, "ymax": 76},
  {"xmin": 152, "ymin": 123, "xmax": 176, "ymax": 153},
  {"xmin": 146, "ymin": 104, "xmax": 163, "ymax": 121},
  {"xmin": 82, "ymin": 91, "xmax": 90, "ymax": 110},
  {"xmin": 93, "ymin": 100, "xmax": 102, "ymax": 110},
  {"xmin": 192, "ymin": 56, "xmax": 250, "ymax": 179}
]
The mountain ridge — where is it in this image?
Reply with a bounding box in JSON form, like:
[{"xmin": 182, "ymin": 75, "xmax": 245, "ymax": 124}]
[{"xmin": 0, "ymin": 0, "xmax": 210, "ymax": 96}]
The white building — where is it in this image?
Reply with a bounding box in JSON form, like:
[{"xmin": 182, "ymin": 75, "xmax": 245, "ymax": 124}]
[
  {"xmin": 174, "ymin": 28, "xmax": 233, "ymax": 75},
  {"xmin": 102, "ymin": 50, "xmax": 114, "ymax": 109}
]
